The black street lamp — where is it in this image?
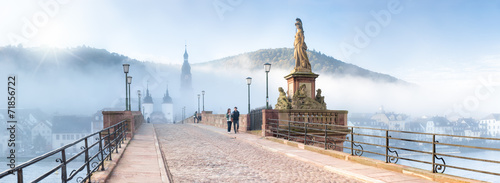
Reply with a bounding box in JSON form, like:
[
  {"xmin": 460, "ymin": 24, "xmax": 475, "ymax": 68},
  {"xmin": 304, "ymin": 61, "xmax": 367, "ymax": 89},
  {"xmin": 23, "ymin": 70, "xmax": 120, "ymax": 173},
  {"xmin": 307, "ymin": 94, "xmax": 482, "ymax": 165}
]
[
  {"xmin": 246, "ymin": 77, "xmax": 252, "ymax": 114},
  {"xmin": 264, "ymin": 63, "xmax": 271, "ymax": 109},
  {"xmin": 123, "ymin": 64, "xmax": 130, "ymax": 111},
  {"xmin": 127, "ymin": 76, "xmax": 132, "ymax": 111},
  {"xmin": 197, "ymin": 94, "xmax": 200, "ymax": 114},
  {"xmin": 137, "ymin": 90, "xmax": 141, "ymax": 112},
  {"xmin": 202, "ymin": 90, "xmax": 205, "ymax": 112}
]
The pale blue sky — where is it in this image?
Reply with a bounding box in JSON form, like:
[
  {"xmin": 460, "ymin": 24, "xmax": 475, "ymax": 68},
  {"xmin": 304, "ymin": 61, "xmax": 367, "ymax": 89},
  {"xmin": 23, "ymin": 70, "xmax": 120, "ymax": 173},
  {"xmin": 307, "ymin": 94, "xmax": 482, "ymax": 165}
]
[{"xmin": 1, "ymin": 0, "xmax": 500, "ymax": 85}]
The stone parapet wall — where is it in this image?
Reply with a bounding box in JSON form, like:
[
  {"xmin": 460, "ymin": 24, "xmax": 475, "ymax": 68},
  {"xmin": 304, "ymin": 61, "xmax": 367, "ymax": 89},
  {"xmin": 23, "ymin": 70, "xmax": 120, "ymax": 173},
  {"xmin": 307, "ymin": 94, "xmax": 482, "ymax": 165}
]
[
  {"xmin": 103, "ymin": 111, "xmax": 144, "ymax": 138},
  {"xmin": 199, "ymin": 111, "xmax": 250, "ymax": 132}
]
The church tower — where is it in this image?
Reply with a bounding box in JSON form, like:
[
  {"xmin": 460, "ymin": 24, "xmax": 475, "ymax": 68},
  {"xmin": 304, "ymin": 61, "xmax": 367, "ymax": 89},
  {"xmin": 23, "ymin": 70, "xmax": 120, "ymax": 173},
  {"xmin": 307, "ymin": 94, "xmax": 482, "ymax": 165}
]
[
  {"xmin": 162, "ymin": 86, "xmax": 173, "ymax": 123},
  {"xmin": 142, "ymin": 84, "xmax": 154, "ymax": 122},
  {"xmin": 180, "ymin": 44, "xmax": 192, "ymax": 91}
]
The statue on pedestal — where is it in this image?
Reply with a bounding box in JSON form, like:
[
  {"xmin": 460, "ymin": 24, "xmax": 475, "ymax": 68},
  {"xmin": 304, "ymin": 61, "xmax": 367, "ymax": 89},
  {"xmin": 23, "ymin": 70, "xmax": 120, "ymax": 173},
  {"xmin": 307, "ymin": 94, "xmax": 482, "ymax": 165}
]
[
  {"xmin": 275, "ymin": 87, "xmax": 291, "ymax": 110},
  {"xmin": 315, "ymin": 89, "xmax": 326, "ymax": 109},
  {"xmin": 293, "ymin": 18, "xmax": 311, "ymax": 73},
  {"xmin": 290, "ymin": 84, "xmax": 326, "ymax": 110}
]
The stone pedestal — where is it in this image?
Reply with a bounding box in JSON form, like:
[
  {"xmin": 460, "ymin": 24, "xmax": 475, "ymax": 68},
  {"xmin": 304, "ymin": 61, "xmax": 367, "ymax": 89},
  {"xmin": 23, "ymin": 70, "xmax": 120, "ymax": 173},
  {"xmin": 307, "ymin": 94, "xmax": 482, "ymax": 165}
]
[{"xmin": 284, "ymin": 72, "xmax": 319, "ymax": 100}]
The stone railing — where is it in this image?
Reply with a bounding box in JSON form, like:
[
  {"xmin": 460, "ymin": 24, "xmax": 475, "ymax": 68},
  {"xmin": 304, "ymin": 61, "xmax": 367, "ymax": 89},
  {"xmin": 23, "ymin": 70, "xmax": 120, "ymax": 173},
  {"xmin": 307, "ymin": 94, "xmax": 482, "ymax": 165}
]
[
  {"xmin": 262, "ymin": 109, "xmax": 348, "ymax": 136},
  {"xmin": 103, "ymin": 111, "xmax": 144, "ymax": 138},
  {"xmin": 199, "ymin": 111, "xmax": 250, "ymax": 132}
]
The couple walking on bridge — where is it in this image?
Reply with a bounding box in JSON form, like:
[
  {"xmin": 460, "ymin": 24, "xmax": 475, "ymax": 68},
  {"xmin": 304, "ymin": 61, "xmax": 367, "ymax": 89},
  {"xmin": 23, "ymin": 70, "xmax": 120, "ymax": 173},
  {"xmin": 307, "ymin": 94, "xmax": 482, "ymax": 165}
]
[{"xmin": 226, "ymin": 107, "xmax": 240, "ymax": 133}]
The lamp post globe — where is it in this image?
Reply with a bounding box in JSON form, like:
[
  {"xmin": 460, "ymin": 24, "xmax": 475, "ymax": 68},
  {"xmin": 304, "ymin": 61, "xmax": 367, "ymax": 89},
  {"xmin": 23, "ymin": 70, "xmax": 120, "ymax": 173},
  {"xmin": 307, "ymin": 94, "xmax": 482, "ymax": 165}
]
[{"xmin": 264, "ymin": 63, "xmax": 271, "ymax": 109}]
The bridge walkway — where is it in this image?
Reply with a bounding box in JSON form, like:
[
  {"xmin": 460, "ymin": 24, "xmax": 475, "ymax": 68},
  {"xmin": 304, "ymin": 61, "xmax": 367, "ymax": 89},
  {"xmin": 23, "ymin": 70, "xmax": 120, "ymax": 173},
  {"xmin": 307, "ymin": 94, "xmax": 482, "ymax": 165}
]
[
  {"xmin": 107, "ymin": 123, "xmax": 168, "ymax": 183},
  {"xmin": 107, "ymin": 123, "xmax": 435, "ymax": 182},
  {"xmin": 155, "ymin": 123, "xmax": 434, "ymax": 183}
]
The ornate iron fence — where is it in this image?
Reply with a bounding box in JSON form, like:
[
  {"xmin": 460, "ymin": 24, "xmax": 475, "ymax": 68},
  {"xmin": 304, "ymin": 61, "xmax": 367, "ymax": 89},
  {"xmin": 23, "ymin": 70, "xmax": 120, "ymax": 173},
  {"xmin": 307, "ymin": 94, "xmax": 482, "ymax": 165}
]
[
  {"xmin": 0, "ymin": 120, "xmax": 128, "ymax": 183},
  {"xmin": 267, "ymin": 119, "xmax": 500, "ymax": 179}
]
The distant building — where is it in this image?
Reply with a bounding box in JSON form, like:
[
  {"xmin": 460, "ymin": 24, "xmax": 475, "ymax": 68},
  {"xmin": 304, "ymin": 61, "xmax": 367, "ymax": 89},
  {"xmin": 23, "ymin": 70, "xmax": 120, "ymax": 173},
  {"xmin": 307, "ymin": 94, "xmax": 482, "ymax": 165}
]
[
  {"xmin": 180, "ymin": 44, "xmax": 192, "ymax": 92},
  {"xmin": 51, "ymin": 116, "xmax": 91, "ymax": 152},
  {"xmin": 426, "ymin": 116, "xmax": 453, "ymax": 135},
  {"xmin": 370, "ymin": 109, "xmax": 408, "ymax": 131},
  {"xmin": 162, "ymin": 86, "xmax": 174, "ymax": 123},
  {"xmin": 142, "ymin": 85, "xmax": 154, "ymax": 122},
  {"xmin": 91, "ymin": 110, "xmax": 104, "ymax": 133},
  {"xmin": 31, "ymin": 120, "xmax": 52, "ymax": 152},
  {"xmin": 450, "ymin": 118, "xmax": 480, "ymax": 137},
  {"xmin": 479, "ymin": 113, "xmax": 500, "ymax": 137}
]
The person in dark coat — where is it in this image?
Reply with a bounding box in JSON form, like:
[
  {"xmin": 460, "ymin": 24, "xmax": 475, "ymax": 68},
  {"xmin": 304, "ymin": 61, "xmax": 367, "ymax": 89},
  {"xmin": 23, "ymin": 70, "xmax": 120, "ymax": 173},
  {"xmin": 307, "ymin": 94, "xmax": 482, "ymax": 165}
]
[{"xmin": 231, "ymin": 107, "xmax": 240, "ymax": 133}]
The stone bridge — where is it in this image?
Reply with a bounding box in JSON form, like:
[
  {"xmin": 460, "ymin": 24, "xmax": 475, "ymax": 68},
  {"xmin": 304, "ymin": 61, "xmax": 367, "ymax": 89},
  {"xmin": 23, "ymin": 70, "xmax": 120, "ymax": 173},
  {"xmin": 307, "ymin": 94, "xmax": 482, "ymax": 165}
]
[{"xmin": 92, "ymin": 118, "xmax": 445, "ymax": 183}]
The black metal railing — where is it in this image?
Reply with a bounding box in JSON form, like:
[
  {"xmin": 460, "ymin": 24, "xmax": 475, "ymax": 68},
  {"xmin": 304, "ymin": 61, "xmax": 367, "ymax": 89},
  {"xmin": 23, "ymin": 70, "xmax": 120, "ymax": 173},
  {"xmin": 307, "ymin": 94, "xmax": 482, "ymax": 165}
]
[
  {"xmin": 0, "ymin": 120, "xmax": 128, "ymax": 183},
  {"xmin": 249, "ymin": 107, "xmax": 266, "ymax": 130},
  {"xmin": 267, "ymin": 119, "xmax": 500, "ymax": 180}
]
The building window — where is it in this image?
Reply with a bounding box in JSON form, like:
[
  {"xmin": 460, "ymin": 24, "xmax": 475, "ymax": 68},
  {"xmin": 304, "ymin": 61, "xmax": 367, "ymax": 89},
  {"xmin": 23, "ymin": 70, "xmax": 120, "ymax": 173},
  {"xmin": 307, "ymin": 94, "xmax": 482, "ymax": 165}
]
[{"xmin": 56, "ymin": 135, "xmax": 59, "ymax": 140}]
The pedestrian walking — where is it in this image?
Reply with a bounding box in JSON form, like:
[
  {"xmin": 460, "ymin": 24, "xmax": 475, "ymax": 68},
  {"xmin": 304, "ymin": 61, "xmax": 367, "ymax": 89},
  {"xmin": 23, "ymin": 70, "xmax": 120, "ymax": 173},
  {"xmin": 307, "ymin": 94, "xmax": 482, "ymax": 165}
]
[
  {"xmin": 226, "ymin": 108, "xmax": 232, "ymax": 133},
  {"xmin": 231, "ymin": 107, "xmax": 240, "ymax": 133},
  {"xmin": 194, "ymin": 111, "xmax": 198, "ymax": 123}
]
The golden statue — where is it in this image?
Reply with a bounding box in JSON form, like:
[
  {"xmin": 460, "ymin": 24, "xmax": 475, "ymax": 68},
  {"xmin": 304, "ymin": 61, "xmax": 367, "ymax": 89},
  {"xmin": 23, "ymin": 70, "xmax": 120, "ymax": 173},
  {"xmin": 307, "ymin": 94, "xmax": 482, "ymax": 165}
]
[{"xmin": 294, "ymin": 18, "xmax": 311, "ymax": 72}]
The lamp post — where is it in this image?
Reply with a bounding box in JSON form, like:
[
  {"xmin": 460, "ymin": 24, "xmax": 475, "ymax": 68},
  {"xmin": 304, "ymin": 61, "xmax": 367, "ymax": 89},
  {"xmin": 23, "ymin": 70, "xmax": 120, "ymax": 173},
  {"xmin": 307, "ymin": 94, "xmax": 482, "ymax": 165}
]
[
  {"xmin": 123, "ymin": 64, "xmax": 130, "ymax": 111},
  {"xmin": 127, "ymin": 76, "xmax": 132, "ymax": 111},
  {"xmin": 264, "ymin": 63, "xmax": 271, "ymax": 109},
  {"xmin": 202, "ymin": 90, "xmax": 205, "ymax": 112},
  {"xmin": 137, "ymin": 90, "xmax": 141, "ymax": 112},
  {"xmin": 197, "ymin": 94, "xmax": 200, "ymax": 114},
  {"xmin": 182, "ymin": 106, "xmax": 186, "ymax": 120},
  {"xmin": 246, "ymin": 77, "xmax": 252, "ymax": 114}
]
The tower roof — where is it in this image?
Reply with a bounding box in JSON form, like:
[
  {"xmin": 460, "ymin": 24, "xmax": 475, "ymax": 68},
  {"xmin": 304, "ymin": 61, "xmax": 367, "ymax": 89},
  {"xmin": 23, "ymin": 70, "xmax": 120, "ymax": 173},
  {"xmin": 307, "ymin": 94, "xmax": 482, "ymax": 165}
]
[
  {"xmin": 183, "ymin": 44, "xmax": 188, "ymax": 59},
  {"xmin": 143, "ymin": 84, "xmax": 153, "ymax": 103},
  {"xmin": 163, "ymin": 86, "xmax": 173, "ymax": 103}
]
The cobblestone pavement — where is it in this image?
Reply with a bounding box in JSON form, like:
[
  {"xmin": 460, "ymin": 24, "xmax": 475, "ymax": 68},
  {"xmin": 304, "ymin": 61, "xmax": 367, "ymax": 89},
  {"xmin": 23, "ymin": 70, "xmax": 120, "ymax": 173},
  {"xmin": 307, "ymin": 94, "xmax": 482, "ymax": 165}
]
[{"xmin": 155, "ymin": 124, "xmax": 361, "ymax": 183}]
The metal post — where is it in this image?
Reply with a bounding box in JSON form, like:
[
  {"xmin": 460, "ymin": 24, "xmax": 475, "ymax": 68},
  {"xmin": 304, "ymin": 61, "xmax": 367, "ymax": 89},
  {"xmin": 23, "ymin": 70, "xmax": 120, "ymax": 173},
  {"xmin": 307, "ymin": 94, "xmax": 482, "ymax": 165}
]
[
  {"xmin": 248, "ymin": 84, "xmax": 251, "ymax": 114},
  {"xmin": 114, "ymin": 126, "xmax": 119, "ymax": 153},
  {"xmin": 17, "ymin": 169, "xmax": 23, "ymax": 183},
  {"xmin": 128, "ymin": 83, "xmax": 131, "ymax": 111},
  {"xmin": 61, "ymin": 149, "xmax": 67, "ymax": 183},
  {"xmin": 84, "ymin": 138, "xmax": 91, "ymax": 180},
  {"xmin": 138, "ymin": 91, "xmax": 141, "ymax": 112},
  {"xmin": 385, "ymin": 130, "xmax": 389, "ymax": 163},
  {"xmin": 324, "ymin": 124, "xmax": 327, "ymax": 150},
  {"xmin": 197, "ymin": 95, "xmax": 200, "ymax": 114},
  {"xmin": 350, "ymin": 128, "xmax": 354, "ymax": 155},
  {"xmin": 288, "ymin": 121, "xmax": 291, "ymax": 140},
  {"xmin": 304, "ymin": 123, "xmax": 308, "ymax": 145},
  {"xmin": 202, "ymin": 92, "xmax": 205, "ymax": 112},
  {"xmin": 432, "ymin": 134, "xmax": 436, "ymax": 173},
  {"xmin": 125, "ymin": 73, "xmax": 128, "ymax": 111},
  {"xmin": 98, "ymin": 132, "xmax": 105, "ymax": 171},
  {"xmin": 107, "ymin": 129, "xmax": 112, "ymax": 161},
  {"xmin": 266, "ymin": 72, "xmax": 269, "ymax": 109}
]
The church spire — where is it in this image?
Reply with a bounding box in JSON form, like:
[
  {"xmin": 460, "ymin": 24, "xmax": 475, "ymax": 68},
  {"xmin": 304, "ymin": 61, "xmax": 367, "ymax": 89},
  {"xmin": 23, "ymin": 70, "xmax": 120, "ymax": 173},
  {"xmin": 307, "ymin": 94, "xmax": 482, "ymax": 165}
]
[
  {"xmin": 163, "ymin": 85, "xmax": 172, "ymax": 103},
  {"xmin": 181, "ymin": 43, "xmax": 192, "ymax": 91},
  {"xmin": 144, "ymin": 81, "xmax": 153, "ymax": 103},
  {"xmin": 183, "ymin": 43, "xmax": 188, "ymax": 60}
]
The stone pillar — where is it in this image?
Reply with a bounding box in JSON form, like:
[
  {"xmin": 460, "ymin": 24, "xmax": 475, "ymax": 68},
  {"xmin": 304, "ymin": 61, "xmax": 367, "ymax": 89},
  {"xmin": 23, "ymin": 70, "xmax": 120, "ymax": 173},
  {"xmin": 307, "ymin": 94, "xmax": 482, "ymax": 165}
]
[
  {"xmin": 284, "ymin": 72, "xmax": 319, "ymax": 99},
  {"xmin": 262, "ymin": 109, "xmax": 279, "ymax": 136}
]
